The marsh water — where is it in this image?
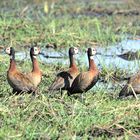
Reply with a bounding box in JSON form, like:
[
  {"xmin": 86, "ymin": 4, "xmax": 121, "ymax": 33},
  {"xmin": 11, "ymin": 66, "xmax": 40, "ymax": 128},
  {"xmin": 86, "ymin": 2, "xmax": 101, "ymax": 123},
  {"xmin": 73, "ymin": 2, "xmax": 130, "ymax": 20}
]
[
  {"xmin": 13, "ymin": 39, "xmax": 140, "ymax": 74},
  {"xmin": 40, "ymin": 39, "xmax": 140, "ymax": 74}
]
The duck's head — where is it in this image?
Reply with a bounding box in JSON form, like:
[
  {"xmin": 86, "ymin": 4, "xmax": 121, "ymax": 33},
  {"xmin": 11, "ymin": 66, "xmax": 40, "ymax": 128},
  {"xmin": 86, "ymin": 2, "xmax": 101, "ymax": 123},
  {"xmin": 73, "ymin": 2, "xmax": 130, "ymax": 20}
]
[
  {"xmin": 69, "ymin": 47, "xmax": 79, "ymax": 56},
  {"xmin": 5, "ymin": 47, "xmax": 15, "ymax": 56},
  {"xmin": 30, "ymin": 47, "xmax": 40, "ymax": 56},
  {"xmin": 87, "ymin": 47, "xmax": 96, "ymax": 56}
]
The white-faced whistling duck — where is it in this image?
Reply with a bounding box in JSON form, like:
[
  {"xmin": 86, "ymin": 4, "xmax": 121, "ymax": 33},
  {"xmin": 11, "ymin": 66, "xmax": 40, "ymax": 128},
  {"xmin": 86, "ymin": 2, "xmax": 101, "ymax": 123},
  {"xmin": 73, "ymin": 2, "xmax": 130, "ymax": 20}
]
[
  {"xmin": 29, "ymin": 47, "xmax": 42, "ymax": 89},
  {"xmin": 68, "ymin": 47, "xmax": 99, "ymax": 95},
  {"xmin": 6, "ymin": 47, "xmax": 40, "ymax": 94},
  {"xmin": 119, "ymin": 72, "xmax": 140, "ymax": 98},
  {"xmin": 49, "ymin": 47, "xmax": 79, "ymax": 94}
]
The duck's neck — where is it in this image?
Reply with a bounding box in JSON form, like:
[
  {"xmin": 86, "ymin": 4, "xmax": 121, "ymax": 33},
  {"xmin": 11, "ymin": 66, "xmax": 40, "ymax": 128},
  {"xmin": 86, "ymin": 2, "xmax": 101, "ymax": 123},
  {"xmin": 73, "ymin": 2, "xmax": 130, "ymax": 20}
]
[
  {"xmin": 9, "ymin": 54, "xmax": 16, "ymax": 72},
  {"xmin": 31, "ymin": 55, "xmax": 40, "ymax": 72},
  {"xmin": 88, "ymin": 55, "xmax": 97, "ymax": 71},
  {"xmin": 69, "ymin": 54, "xmax": 77, "ymax": 70}
]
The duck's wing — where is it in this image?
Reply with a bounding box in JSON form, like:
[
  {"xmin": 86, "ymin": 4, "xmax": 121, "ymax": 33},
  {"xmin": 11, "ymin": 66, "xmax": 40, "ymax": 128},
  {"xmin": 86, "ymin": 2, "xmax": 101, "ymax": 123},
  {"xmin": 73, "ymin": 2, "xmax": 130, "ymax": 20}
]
[
  {"xmin": 49, "ymin": 71, "xmax": 73, "ymax": 90},
  {"xmin": 69, "ymin": 72, "xmax": 99, "ymax": 94},
  {"xmin": 119, "ymin": 73, "xmax": 140, "ymax": 98},
  {"xmin": 9, "ymin": 72, "xmax": 35, "ymax": 92}
]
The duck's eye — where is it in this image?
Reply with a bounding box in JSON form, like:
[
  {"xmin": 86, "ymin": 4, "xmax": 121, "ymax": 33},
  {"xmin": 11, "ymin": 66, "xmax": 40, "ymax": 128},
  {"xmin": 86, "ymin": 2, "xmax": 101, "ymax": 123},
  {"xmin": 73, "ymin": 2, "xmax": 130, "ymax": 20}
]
[
  {"xmin": 34, "ymin": 48, "xmax": 37, "ymax": 51},
  {"xmin": 74, "ymin": 48, "xmax": 78, "ymax": 52}
]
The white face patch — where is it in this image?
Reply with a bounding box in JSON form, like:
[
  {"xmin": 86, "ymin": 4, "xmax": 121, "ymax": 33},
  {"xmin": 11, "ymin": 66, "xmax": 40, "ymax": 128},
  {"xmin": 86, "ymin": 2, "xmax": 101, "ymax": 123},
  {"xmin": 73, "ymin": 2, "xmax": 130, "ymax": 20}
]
[
  {"xmin": 74, "ymin": 47, "xmax": 78, "ymax": 54},
  {"xmin": 33, "ymin": 47, "xmax": 40, "ymax": 55},
  {"xmin": 5, "ymin": 47, "xmax": 11, "ymax": 55},
  {"xmin": 91, "ymin": 48, "xmax": 96, "ymax": 55}
]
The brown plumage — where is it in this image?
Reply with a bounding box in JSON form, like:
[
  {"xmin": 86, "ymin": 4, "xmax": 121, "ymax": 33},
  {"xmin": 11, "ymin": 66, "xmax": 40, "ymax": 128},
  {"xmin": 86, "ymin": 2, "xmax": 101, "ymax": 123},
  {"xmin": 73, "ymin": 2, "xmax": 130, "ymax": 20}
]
[
  {"xmin": 6, "ymin": 47, "xmax": 41, "ymax": 94},
  {"xmin": 49, "ymin": 47, "xmax": 79, "ymax": 93},
  {"xmin": 119, "ymin": 72, "xmax": 140, "ymax": 98},
  {"xmin": 28, "ymin": 47, "xmax": 42, "ymax": 89},
  {"xmin": 68, "ymin": 48, "xmax": 99, "ymax": 95}
]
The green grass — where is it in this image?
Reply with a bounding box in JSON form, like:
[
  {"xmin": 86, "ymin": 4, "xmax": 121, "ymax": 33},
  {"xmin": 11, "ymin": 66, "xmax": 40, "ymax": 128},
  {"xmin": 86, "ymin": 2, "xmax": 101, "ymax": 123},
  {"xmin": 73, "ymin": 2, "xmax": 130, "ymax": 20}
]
[
  {"xmin": 0, "ymin": 0, "xmax": 140, "ymax": 139},
  {"xmin": 0, "ymin": 58, "xmax": 140, "ymax": 139},
  {"xmin": 0, "ymin": 0, "xmax": 139, "ymax": 48},
  {"xmin": 0, "ymin": 16, "xmax": 123, "ymax": 47}
]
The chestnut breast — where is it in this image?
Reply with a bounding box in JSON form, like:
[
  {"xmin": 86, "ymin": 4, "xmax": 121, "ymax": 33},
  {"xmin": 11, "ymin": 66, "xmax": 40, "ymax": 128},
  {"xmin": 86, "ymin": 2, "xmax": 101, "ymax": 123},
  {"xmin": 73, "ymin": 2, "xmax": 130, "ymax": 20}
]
[
  {"xmin": 68, "ymin": 67, "xmax": 79, "ymax": 86},
  {"xmin": 28, "ymin": 71, "xmax": 42, "ymax": 87}
]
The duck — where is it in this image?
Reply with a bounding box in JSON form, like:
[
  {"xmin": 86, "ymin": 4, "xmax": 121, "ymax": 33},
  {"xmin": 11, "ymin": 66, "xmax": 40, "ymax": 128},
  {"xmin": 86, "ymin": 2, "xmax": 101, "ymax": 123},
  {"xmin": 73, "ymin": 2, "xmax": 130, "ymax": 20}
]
[
  {"xmin": 119, "ymin": 72, "xmax": 140, "ymax": 98},
  {"xmin": 6, "ymin": 47, "xmax": 40, "ymax": 94},
  {"xmin": 68, "ymin": 47, "xmax": 99, "ymax": 95},
  {"xmin": 28, "ymin": 46, "xmax": 42, "ymax": 89},
  {"xmin": 49, "ymin": 47, "xmax": 79, "ymax": 94}
]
